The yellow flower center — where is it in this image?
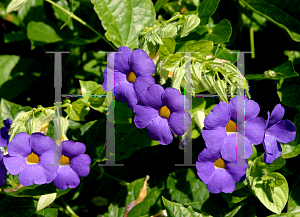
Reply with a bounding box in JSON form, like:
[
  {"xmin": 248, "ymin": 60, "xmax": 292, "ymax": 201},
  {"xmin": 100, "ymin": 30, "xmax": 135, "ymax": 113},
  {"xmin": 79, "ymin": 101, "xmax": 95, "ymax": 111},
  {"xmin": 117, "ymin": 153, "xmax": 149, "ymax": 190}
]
[
  {"xmin": 226, "ymin": 120, "xmax": 237, "ymax": 133},
  {"xmin": 59, "ymin": 155, "xmax": 70, "ymax": 165},
  {"xmin": 214, "ymin": 158, "xmax": 225, "ymax": 169},
  {"xmin": 159, "ymin": 106, "xmax": 171, "ymax": 119},
  {"xmin": 27, "ymin": 152, "xmax": 39, "ymax": 164},
  {"xmin": 127, "ymin": 71, "xmax": 137, "ymax": 83}
]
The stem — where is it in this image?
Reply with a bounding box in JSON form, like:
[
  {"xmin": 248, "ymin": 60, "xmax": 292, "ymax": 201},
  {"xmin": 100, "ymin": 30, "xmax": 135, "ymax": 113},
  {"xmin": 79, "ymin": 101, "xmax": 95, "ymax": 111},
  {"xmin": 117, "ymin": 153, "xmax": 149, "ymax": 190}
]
[
  {"xmin": 150, "ymin": 14, "xmax": 182, "ymax": 31},
  {"xmin": 44, "ymin": 0, "xmax": 117, "ymax": 51},
  {"xmin": 103, "ymin": 173, "xmax": 128, "ymax": 185},
  {"xmin": 250, "ymin": 26, "xmax": 255, "ymax": 59}
]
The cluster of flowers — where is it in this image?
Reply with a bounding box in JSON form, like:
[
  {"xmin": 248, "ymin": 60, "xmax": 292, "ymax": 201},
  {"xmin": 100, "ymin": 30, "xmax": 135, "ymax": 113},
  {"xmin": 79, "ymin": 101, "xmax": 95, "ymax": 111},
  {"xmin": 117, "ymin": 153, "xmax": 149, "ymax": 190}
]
[
  {"xmin": 103, "ymin": 46, "xmax": 191, "ymax": 145},
  {"xmin": 196, "ymin": 97, "xmax": 296, "ymax": 193},
  {"xmin": 0, "ymin": 119, "xmax": 91, "ymax": 190}
]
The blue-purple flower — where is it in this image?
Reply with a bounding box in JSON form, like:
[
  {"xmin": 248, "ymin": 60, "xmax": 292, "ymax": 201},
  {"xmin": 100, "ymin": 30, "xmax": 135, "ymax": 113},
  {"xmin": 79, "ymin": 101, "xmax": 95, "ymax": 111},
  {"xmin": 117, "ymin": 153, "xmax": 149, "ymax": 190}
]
[
  {"xmin": 0, "ymin": 152, "xmax": 7, "ymax": 186},
  {"xmin": 196, "ymin": 148, "xmax": 248, "ymax": 194},
  {"xmin": 3, "ymin": 132, "xmax": 58, "ymax": 186},
  {"xmin": 133, "ymin": 84, "xmax": 191, "ymax": 145},
  {"xmin": 103, "ymin": 46, "xmax": 156, "ymax": 109},
  {"xmin": 53, "ymin": 140, "xmax": 91, "ymax": 190},
  {"xmin": 263, "ymin": 104, "xmax": 296, "ymax": 164},
  {"xmin": 202, "ymin": 96, "xmax": 266, "ymax": 162},
  {"xmin": 0, "ymin": 118, "xmax": 13, "ymax": 147}
]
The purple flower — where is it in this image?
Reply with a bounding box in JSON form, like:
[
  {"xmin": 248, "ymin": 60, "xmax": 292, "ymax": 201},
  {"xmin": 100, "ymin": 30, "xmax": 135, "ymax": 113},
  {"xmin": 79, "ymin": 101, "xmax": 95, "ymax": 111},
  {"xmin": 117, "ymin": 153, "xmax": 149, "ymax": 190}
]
[
  {"xmin": 103, "ymin": 46, "xmax": 156, "ymax": 109},
  {"xmin": 196, "ymin": 148, "xmax": 248, "ymax": 194},
  {"xmin": 133, "ymin": 84, "xmax": 191, "ymax": 145},
  {"xmin": 0, "ymin": 152, "xmax": 7, "ymax": 186},
  {"xmin": 3, "ymin": 132, "xmax": 58, "ymax": 186},
  {"xmin": 202, "ymin": 96, "xmax": 265, "ymax": 162},
  {"xmin": 0, "ymin": 118, "xmax": 13, "ymax": 147},
  {"xmin": 263, "ymin": 104, "xmax": 296, "ymax": 164},
  {"xmin": 53, "ymin": 140, "xmax": 91, "ymax": 190}
]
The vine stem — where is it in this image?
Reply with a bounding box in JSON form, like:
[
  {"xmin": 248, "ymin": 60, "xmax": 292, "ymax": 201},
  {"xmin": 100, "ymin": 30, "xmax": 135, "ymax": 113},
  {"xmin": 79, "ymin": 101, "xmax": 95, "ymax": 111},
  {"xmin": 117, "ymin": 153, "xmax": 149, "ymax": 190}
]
[
  {"xmin": 44, "ymin": 0, "xmax": 117, "ymax": 51},
  {"xmin": 250, "ymin": 25, "xmax": 255, "ymax": 58}
]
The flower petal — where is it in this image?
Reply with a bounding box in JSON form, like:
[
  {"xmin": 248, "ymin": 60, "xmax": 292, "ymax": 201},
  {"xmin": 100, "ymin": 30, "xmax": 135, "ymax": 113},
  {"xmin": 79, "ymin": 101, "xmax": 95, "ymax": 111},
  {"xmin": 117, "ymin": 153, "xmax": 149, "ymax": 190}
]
[
  {"xmin": 230, "ymin": 96, "xmax": 260, "ymax": 122},
  {"xmin": 243, "ymin": 117, "xmax": 266, "ymax": 145},
  {"xmin": 62, "ymin": 141, "xmax": 86, "ymax": 159},
  {"xmin": 7, "ymin": 132, "xmax": 31, "ymax": 157},
  {"xmin": 30, "ymin": 132, "xmax": 55, "ymax": 156},
  {"xmin": 202, "ymin": 127, "xmax": 227, "ymax": 153},
  {"xmin": 206, "ymin": 169, "xmax": 235, "ymax": 194},
  {"xmin": 197, "ymin": 147, "xmax": 221, "ymax": 163},
  {"xmin": 129, "ymin": 49, "xmax": 155, "ymax": 77},
  {"xmin": 54, "ymin": 166, "xmax": 80, "ymax": 190},
  {"xmin": 161, "ymin": 87, "xmax": 190, "ymax": 113},
  {"xmin": 204, "ymin": 102, "xmax": 230, "ymax": 129},
  {"xmin": 267, "ymin": 120, "xmax": 296, "ymax": 143},
  {"xmin": 263, "ymin": 134, "xmax": 282, "ymax": 164},
  {"xmin": 0, "ymin": 165, "xmax": 7, "ymax": 186},
  {"xmin": 267, "ymin": 104, "xmax": 285, "ymax": 128},
  {"xmin": 115, "ymin": 82, "xmax": 138, "ymax": 109},
  {"xmin": 221, "ymin": 133, "xmax": 252, "ymax": 161},
  {"xmin": 3, "ymin": 118, "xmax": 12, "ymax": 129},
  {"xmin": 147, "ymin": 116, "xmax": 173, "ymax": 145},
  {"xmin": 102, "ymin": 68, "xmax": 127, "ymax": 92},
  {"xmin": 19, "ymin": 164, "xmax": 47, "ymax": 186},
  {"xmin": 225, "ymin": 160, "xmax": 248, "ymax": 182},
  {"xmin": 138, "ymin": 84, "xmax": 164, "ymax": 109},
  {"xmin": 106, "ymin": 46, "xmax": 131, "ymax": 73},
  {"xmin": 39, "ymin": 151, "xmax": 59, "ymax": 183},
  {"xmin": 3, "ymin": 155, "xmax": 26, "ymax": 175},
  {"xmin": 70, "ymin": 154, "xmax": 91, "ymax": 177},
  {"xmin": 0, "ymin": 127, "xmax": 9, "ymax": 147},
  {"xmin": 133, "ymin": 105, "xmax": 158, "ymax": 129},
  {"xmin": 196, "ymin": 161, "xmax": 215, "ymax": 184},
  {"xmin": 133, "ymin": 76, "xmax": 155, "ymax": 96},
  {"xmin": 168, "ymin": 111, "xmax": 191, "ymax": 135}
]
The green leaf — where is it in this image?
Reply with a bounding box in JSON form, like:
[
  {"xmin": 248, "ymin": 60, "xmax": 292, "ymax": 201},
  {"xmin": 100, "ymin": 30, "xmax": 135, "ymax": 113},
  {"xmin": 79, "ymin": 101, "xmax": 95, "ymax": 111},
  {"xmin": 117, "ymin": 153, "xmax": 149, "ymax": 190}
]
[
  {"xmin": 267, "ymin": 172, "xmax": 286, "ymax": 188},
  {"xmin": 197, "ymin": 0, "xmax": 221, "ymax": 25},
  {"xmin": 254, "ymin": 174, "xmax": 288, "ymax": 214},
  {"xmin": 162, "ymin": 196, "xmax": 203, "ymax": 217},
  {"xmin": 64, "ymin": 98, "xmax": 89, "ymax": 121},
  {"xmin": 246, "ymin": 61, "xmax": 299, "ymax": 80},
  {"xmin": 91, "ymin": 0, "xmax": 156, "ymax": 48},
  {"xmin": 166, "ymin": 169, "xmax": 210, "ymax": 210},
  {"xmin": 204, "ymin": 19, "xmax": 232, "ymax": 44},
  {"xmin": 79, "ymin": 80, "xmax": 99, "ymax": 96},
  {"xmin": 115, "ymin": 123, "xmax": 160, "ymax": 161},
  {"xmin": 6, "ymin": 0, "xmax": 27, "ymax": 13},
  {"xmin": 17, "ymin": 0, "xmax": 44, "ymax": 24},
  {"xmin": 88, "ymin": 85, "xmax": 106, "ymax": 108},
  {"xmin": 0, "ymin": 55, "xmax": 20, "ymax": 87},
  {"xmin": 250, "ymin": 154, "xmax": 286, "ymax": 177},
  {"xmin": 154, "ymin": 0, "xmax": 169, "ymax": 13},
  {"xmin": 152, "ymin": 32, "xmax": 164, "ymax": 44},
  {"xmin": 3, "ymin": 31, "xmax": 27, "ymax": 43},
  {"xmin": 215, "ymin": 48, "xmax": 238, "ymax": 64},
  {"xmin": 0, "ymin": 98, "xmax": 31, "ymax": 121},
  {"xmin": 104, "ymin": 177, "xmax": 162, "ymax": 217},
  {"xmin": 52, "ymin": 0, "xmax": 79, "ymax": 30},
  {"xmin": 159, "ymin": 37, "xmax": 176, "ymax": 60},
  {"xmin": 115, "ymin": 102, "xmax": 132, "ymax": 124},
  {"xmin": 27, "ymin": 21, "xmax": 62, "ymax": 43},
  {"xmin": 287, "ymin": 176, "xmax": 300, "ymax": 213},
  {"xmin": 36, "ymin": 193, "xmax": 57, "ymax": 212},
  {"xmin": 0, "ymin": 196, "xmax": 37, "ymax": 216},
  {"xmin": 36, "ymin": 208, "xmax": 58, "ymax": 217},
  {"xmin": 172, "ymin": 66, "xmax": 185, "ymax": 91},
  {"xmin": 221, "ymin": 187, "xmax": 252, "ymax": 208},
  {"xmin": 65, "ymin": 36, "xmax": 101, "ymax": 45},
  {"xmin": 162, "ymin": 53, "xmax": 182, "ymax": 72},
  {"xmin": 179, "ymin": 40, "xmax": 214, "ymax": 55},
  {"xmin": 181, "ymin": 14, "xmax": 201, "ymax": 38},
  {"xmin": 277, "ymin": 83, "xmax": 300, "ymax": 111},
  {"xmin": 240, "ymin": 0, "xmax": 300, "ymax": 42}
]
